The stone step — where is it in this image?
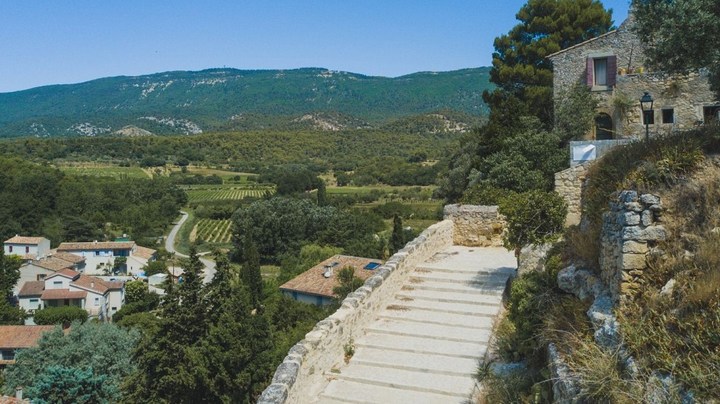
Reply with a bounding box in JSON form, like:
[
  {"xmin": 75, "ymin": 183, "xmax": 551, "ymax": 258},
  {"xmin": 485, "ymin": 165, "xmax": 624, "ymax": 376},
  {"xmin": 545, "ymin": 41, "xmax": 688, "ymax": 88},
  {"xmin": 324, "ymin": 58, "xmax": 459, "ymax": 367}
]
[
  {"xmin": 410, "ymin": 270, "xmax": 511, "ymax": 285},
  {"xmin": 401, "ymin": 282, "xmax": 506, "ymax": 296},
  {"xmin": 355, "ymin": 332, "xmax": 487, "ymax": 359},
  {"xmin": 366, "ymin": 317, "xmax": 493, "ymax": 344},
  {"xmin": 327, "ymin": 364, "xmax": 475, "ymax": 399},
  {"xmin": 318, "ymin": 379, "xmax": 467, "ymax": 404},
  {"xmin": 384, "ymin": 300, "xmax": 501, "ymax": 317},
  {"xmin": 415, "ymin": 264, "xmax": 515, "ymax": 277},
  {"xmin": 395, "ymin": 289, "xmax": 503, "ymax": 306},
  {"xmin": 350, "ymin": 346, "xmax": 480, "ymax": 377},
  {"xmin": 379, "ymin": 306, "xmax": 496, "ymax": 329},
  {"xmin": 409, "ymin": 274, "xmax": 508, "ymax": 289}
]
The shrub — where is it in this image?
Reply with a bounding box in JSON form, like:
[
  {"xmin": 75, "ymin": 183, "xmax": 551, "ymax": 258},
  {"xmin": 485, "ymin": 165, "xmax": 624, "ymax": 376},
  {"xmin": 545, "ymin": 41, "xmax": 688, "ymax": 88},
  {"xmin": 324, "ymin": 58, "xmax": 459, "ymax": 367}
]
[{"xmin": 33, "ymin": 306, "xmax": 88, "ymax": 325}]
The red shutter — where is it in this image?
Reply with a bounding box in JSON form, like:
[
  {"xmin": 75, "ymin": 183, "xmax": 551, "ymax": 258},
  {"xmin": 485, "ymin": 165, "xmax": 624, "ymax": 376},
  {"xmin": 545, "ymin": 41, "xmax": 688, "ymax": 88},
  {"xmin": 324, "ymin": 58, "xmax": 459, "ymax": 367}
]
[
  {"xmin": 607, "ymin": 56, "xmax": 617, "ymax": 86},
  {"xmin": 586, "ymin": 57, "xmax": 594, "ymax": 87}
]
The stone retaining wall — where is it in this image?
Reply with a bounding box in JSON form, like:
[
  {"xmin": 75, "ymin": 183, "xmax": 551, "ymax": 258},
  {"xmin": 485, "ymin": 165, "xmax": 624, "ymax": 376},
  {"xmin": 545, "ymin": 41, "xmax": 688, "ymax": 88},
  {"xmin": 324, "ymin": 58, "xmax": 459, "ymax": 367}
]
[
  {"xmin": 599, "ymin": 191, "xmax": 665, "ymax": 301},
  {"xmin": 258, "ymin": 220, "xmax": 454, "ymax": 403},
  {"xmin": 443, "ymin": 204, "xmax": 505, "ymax": 247},
  {"xmin": 554, "ymin": 164, "xmax": 588, "ymax": 227}
]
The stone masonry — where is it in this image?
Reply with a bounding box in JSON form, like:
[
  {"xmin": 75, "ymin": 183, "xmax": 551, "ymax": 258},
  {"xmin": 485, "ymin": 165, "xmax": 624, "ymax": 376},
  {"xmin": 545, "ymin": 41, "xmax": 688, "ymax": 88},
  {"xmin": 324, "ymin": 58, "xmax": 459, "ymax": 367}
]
[
  {"xmin": 599, "ymin": 190, "xmax": 665, "ymax": 301},
  {"xmin": 554, "ymin": 164, "xmax": 588, "ymax": 226},
  {"xmin": 443, "ymin": 204, "xmax": 505, "ymax": 247}
]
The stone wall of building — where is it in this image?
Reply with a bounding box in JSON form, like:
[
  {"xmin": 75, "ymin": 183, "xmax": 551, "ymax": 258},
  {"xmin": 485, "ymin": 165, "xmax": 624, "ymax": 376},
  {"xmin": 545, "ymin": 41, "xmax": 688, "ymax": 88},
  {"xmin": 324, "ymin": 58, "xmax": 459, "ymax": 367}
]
[
  {"xmin": 443, "ymin": 204, "xmax": 505, "ymax": 247},
  {"xmin": 258, "ymin": 219, "xmax": 454, "ymax": 404},
  {"xmin": 554, "ymin": 164, "xmax": 588, "ymax": 227},
  {"xmin": 549, "ymin": 14, "xmax": 717, "ymax": 140},
  {"xmin": 599, "ymin": 191, "xmax": 665, "ymax": 301}
]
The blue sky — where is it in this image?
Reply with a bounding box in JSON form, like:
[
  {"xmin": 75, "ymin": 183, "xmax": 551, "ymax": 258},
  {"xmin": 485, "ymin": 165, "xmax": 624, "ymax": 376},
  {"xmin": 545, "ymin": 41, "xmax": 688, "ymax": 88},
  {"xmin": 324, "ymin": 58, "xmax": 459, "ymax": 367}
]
[{"xmin": 0, "ymin": 1, "xmax": 629, "ymax": 93}]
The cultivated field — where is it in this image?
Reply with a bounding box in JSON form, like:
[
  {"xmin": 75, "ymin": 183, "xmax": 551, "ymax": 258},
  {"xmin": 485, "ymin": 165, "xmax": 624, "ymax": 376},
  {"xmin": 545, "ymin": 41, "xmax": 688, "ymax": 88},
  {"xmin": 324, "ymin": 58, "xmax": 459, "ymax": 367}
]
[
  {"xmin": 193, "ymin": 219, "xmax": 233, "ymax": 244},
  {"xmin": 186, "ymin": 186, "xmax": 274, "ymax": 203},
  {"xmin": 58, "ymin": 164, "xmax": 149, "ymax": 179}
]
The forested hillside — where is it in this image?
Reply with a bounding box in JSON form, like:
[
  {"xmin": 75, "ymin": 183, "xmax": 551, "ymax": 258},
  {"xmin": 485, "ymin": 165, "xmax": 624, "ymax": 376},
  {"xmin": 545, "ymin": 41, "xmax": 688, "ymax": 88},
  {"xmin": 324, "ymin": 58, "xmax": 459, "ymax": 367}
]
[{"xmin": 0, "ymin": 67, "xmax": 491, "ymax": 138}]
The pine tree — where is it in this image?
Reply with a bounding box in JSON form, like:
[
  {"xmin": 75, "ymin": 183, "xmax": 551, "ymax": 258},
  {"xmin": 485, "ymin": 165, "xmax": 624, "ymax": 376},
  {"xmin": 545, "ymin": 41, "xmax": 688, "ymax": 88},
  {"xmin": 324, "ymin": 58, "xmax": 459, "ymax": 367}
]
[
  {"xmin": 241, "ymin": 242, "xmax": 263, "ymax": 309},
  {"xmin": 317, "ymin": 181, "xmax": 327, "ymax": 206},
  {"xmin": 390, "ymin": 214, "xmax": 405, "ymax": 254}
]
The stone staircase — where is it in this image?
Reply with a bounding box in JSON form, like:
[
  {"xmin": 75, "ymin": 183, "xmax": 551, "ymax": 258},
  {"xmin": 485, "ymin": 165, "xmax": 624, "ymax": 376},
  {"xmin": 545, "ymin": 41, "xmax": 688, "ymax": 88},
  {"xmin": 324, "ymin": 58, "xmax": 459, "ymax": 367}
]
[{"xmin": 315, "ymin": 246, "xmax": 516, "ymax": 404}]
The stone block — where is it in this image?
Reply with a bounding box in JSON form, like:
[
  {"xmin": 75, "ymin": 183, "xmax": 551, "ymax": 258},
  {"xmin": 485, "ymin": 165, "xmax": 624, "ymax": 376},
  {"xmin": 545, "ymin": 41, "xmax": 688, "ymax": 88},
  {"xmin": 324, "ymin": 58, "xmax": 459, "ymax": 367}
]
[
  {"xmin": 272, "ymin": 361, "xmax": 300, "ymax": 386},
  {"xmin": 257, "ymin": 383, "xmax": 288, "ymax": 404},
  {"xmin": 640, "ymin": 194, "xmax": 661, "ymax": 205},
  {"xmin": 624, "ymin": 202, "xmax": 644, "ymax": 212},
  {"xmin": 643, "ymin": 225, "xmax": 667, "ymax": 241},
  {"xmin": 619, "ymin": 190, "xmax": 638, "ymax": 203},
  {"xmin": 622, "ymin": 253, "xmax": 647, "ymax": 270},
  {"xmin": 622, "ymin": 212, "xmax": 640, "ymax": 226},
  {"xmin": 641, "ymin": 210, "xmax": 653, "ymax": 226},
  {"xmin": 622, "ymin": 241, "xmax": 648, "ymax": 254},
  {"xmin": 622, "ymin": 226, "xmax": 642, "ymax": 240}
]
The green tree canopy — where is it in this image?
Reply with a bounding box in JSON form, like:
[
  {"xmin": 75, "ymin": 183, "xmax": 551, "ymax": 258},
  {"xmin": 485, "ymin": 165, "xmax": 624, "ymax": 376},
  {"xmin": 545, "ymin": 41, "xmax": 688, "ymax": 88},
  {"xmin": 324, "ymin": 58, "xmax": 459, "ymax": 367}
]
[
  {"xmin": 3, "ymin": 322, "xmax": 139, "ymax": 402},
  {"xmin": 33, "ymin": 306, "xmax": 88, "ymax": 325},
  {"xmin": 486, "ymin": 0, "xmax": 613, "ymax": 126},
  {"xmin": 632, "ymin": 0, "xmax": 720, "ymax": 97}
]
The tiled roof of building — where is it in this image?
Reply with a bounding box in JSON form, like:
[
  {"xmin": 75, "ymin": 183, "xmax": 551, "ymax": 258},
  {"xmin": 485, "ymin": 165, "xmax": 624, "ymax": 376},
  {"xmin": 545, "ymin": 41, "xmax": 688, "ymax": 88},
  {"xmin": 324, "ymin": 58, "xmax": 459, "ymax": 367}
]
[
  {"xmin": 4, "ymin": 236, "xmax": 47, "ymax": 245},
  {"xmin": 30, "ymin": 257, "xmax": 75, "ymax": 272},
  {"xmin": 57, "ymin": 241, "xmax": 135, "ymax": 251},
  {"xmin": 279, "ymin": 255, "xmax": 383, "ymax": 298},
  {"xmin": 47, "ymin": 251, "xmax": 85, "ymax": 264},
  {"xmin": 18, "ymin": 281, "xmax": 45, "ymax": 297},
  {"xmin": 40, "ymin": 289, "xmax": 87, "ymax": 300},
  {"xmin": 134, "ymin": 246, "xmax": 156, "ymax": 260},
  {"xmin": 0, "ymin": 325, "xmax": 55, "ymax": 349},
  {"xmin": 45, "ymin": 268, "xmax": 81, "ymax": 280},
  {"xmin": 71, "ymin": 275, "xmax": 122, "ymax": 294}
]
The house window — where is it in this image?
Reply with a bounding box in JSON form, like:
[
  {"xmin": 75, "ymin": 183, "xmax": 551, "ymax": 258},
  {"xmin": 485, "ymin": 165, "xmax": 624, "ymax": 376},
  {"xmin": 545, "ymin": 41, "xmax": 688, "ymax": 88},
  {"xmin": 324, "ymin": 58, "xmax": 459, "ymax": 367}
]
[
  {"xmin": 662, "ymin": 109, "xmax": 675, "ymax": 124},
  {"xmin": 53, "ymin": 281, "xmax": 62, "ymax": 286},
  {"xmin": 595, "ymin": 113, "xmax": 613, "ymax": 140},
  {"xmin": 1, "ymin": 350, "xmax": 14, "ymax": 360},
  {"xmin": 643, "ymin": 110, "xmax": 655, "ymax": 125},
  {"xmin": 111, "ymin": 307, "xmax": 117, "ymax": 311},
  {"xmin": 8, "ymin": 246, "xmax": 12, "ymax": 253},
  {"xmin": 25, "ymin": 246, "xmax": 30, "ymax": 253},
  {"xmin": 594, "ymin": 58, "xmax": 607, "ymax": 86},
  {"xmin": 586, "ymin": 55, "xmax": 617, "ymax": 89},
  {"xmin": 37, "ymin": 274, "xmax": 46, "ymax": 281},
  {"xmin": 94, "ymin": 297, "xmax": 100, "ymax": 306},
  {"xmin": 29, "ymin": 299, "xmax": 39, "ymax": 303},
  {"xmin": 704, "ymin": 106, "xmax": 720, "ymax": 123}
]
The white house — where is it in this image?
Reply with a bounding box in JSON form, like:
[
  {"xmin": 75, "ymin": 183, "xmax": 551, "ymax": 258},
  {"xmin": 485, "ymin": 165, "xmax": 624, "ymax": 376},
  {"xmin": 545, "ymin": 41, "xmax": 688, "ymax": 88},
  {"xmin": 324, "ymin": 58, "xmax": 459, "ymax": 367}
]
[
  {"xmin": 4, "ymin": 236, "xmax": 51, "ymax": 260},
  {"xmin": 13, "ymin": 252, "xmax": 86, "ymax": 296},
  {"xmin": 18, "ymin": 269, "xmax": 125, "ymax": 322},
  {"xmin": 56, "ymin": 241, "xmax": 156, "ymax": 275}
]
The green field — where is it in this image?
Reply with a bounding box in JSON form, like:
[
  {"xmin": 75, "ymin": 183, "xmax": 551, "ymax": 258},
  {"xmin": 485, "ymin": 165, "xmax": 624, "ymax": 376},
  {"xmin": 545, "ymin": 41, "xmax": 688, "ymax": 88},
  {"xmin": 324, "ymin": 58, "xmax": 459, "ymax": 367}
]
[
  {"xmin": 186, "ymin": 187, "xmax": 274, "ymax": 203},
  {"xmin": 58, "ymin": 165, "xmax": 149, "ymax": 179},
  {"xmin": 193, "ymin": 219, "xmax": 233, "ymax": 244}
]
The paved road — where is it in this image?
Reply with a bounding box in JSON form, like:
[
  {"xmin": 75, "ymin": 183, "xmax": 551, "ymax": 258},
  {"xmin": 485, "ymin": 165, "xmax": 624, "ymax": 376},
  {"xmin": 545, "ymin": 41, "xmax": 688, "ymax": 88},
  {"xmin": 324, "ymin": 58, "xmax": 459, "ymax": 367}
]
[
  {"xmin": 316, "ymin": 246, "xmax": 516, "ymax": 404},
  {"xmin": 165, "ymin": 211, "xmax": 216, "ymax": 284}
]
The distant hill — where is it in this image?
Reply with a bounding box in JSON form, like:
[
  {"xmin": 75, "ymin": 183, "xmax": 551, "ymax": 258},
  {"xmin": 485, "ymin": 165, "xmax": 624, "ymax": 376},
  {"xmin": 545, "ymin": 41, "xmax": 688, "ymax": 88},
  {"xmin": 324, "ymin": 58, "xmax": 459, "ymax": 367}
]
[{"xmin": 0, "ymin": 67, "xmax": 492, "ymax": 138}]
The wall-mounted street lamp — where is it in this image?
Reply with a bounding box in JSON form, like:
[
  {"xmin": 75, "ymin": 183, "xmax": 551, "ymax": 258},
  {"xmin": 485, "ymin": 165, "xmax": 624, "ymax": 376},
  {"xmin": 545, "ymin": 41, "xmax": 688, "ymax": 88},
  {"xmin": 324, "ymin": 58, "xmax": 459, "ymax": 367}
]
[{"xmin": 640, "ymin": 92, "xmax": 654, "ymax": 143}]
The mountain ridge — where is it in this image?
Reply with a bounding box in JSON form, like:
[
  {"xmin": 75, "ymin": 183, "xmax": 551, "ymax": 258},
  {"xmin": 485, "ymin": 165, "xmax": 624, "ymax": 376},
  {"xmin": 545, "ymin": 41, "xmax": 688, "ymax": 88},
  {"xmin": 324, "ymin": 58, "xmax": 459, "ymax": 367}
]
[{"xmin": 0, "ymin": 67, "xmax": 492, "ymax": 138}]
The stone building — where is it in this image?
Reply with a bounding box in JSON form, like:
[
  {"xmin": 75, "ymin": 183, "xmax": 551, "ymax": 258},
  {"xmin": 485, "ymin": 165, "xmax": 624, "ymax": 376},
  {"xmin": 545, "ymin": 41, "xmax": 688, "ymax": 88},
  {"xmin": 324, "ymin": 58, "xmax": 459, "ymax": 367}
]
[{"xmin": 549, "ymin": 13, "xmax": 719, "ymax": 140}]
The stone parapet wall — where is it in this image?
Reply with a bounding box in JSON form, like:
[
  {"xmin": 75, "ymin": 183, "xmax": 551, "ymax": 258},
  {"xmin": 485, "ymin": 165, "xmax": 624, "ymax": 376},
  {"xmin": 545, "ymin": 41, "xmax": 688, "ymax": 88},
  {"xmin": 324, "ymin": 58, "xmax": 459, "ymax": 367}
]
[
  {"xmin": 554, "ymin": 164, "xmax": 588, "ymax": 227},
  {"xmin": 258, "ymin": 220, "xmax": 454, "ymax": 404},
  {"xmin": 444, "ymin": 204, "xmax": 505, "ymax": 247},
  {"xmin": 599, "ymin": 191, "xmax": 665, "ymax": 301}
]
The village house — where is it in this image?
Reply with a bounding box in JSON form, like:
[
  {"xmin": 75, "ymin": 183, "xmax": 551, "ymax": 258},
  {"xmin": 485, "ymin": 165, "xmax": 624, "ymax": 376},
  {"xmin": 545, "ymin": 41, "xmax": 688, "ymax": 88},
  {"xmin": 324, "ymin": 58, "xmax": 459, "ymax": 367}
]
[
  {"xmin": 56, "ymin": 240, "xmax": 156, "ymax": 275},
  {"xmin": 3, "ymin": 236, "xmax": 50, "ymax": 260},
  {"xmin": 12, "ymin": 252, "xmax": 86, "ymax": 296},
  {"xmin": 0, "ymin": 325, "xmax": 55, "ymax": 367},
  {"xmin": 548, "ymin": 13, "xmax": 719, "ymax": 142},
  {"xmin": 279, "ymin": 255, "xmax": 383, "ymax": 306},
  {"xmin": 18, "ymin": 269, "xmax": 124, "ymax": 321}
]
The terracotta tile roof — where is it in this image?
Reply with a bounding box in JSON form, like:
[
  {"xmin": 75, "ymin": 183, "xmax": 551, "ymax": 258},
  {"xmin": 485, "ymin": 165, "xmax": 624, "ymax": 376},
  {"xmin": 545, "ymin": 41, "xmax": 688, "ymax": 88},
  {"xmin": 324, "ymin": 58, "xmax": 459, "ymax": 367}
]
[
  {"xmin": 18, "ymin": 281, "xmax": 45, "ymax": 297},
  {"xmin": 134, "ymin": 246, "xmax": 156, "ymax": 260},
  {"xmin": 4, "ymin": 236, "xmax": 47, "ymax": 245},
  {"xmin": 30, "ymin": 257, "xmax": 75, "ymax": 272},
  {"xmin": 0, "ymin": 325, "xmax": 55, "ymax": 349},
  {"xmin": 41, "ymin": 289, "xmax": 87, "ymax": 300},
  {"xmin": 71, "ymin": 275, "xmax": 123, "ymax": 294},
  {"xmin": 46, "ymin": 268, "xmax": 81, "ymax": 280},
  {"xmin": 57, "ymin": 241, "xmax": 135, "ymax": 251},
  {"xmin": 279, "ymin": 255, "xmax": 383, "ymax": 298},
  {"xmin": 47, "ymin": 251, "xmax": 85, "ymax": 264}
]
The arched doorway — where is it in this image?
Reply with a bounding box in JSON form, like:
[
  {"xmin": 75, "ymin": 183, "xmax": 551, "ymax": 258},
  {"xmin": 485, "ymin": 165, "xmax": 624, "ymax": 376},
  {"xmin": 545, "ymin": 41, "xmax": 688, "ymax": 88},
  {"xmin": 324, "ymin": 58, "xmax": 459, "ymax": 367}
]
[{"xmin": 595, "ymin": 113, "xmax": 613, "ymax": 140}]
